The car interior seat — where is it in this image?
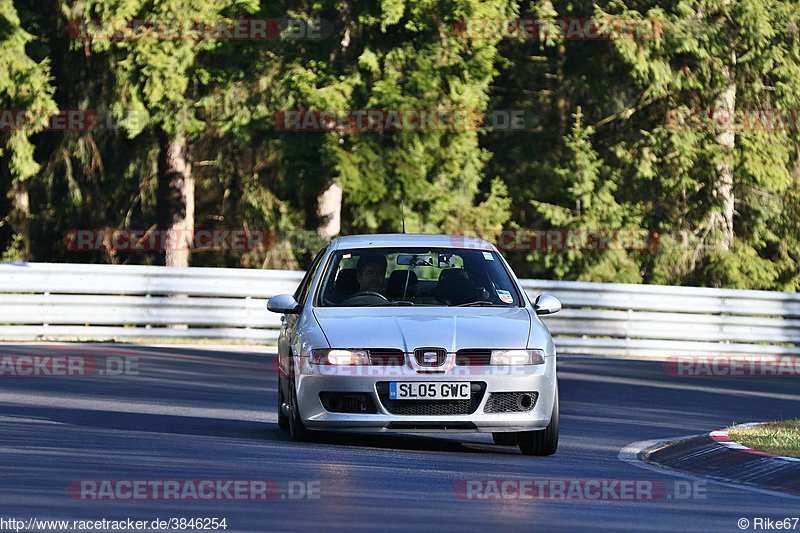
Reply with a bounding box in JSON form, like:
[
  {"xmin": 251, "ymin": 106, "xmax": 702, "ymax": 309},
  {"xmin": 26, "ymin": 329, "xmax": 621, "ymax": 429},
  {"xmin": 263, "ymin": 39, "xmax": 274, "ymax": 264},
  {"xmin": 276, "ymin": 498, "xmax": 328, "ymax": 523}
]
[
  {"xmin": 435, "ymin": 269, "xmax": 478, "ymax": 305},
  {"xmin": 387, "ymin": 270, "xmax": 419, "ymax": 300}
]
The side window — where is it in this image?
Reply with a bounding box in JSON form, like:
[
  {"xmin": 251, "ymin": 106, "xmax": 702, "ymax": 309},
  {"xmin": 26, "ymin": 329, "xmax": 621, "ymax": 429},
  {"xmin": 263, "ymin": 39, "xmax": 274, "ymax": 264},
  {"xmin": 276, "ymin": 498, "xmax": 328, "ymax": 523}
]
[{"xmin": 295, "ymin": 247, "xmax": 328, "ymax": 306}]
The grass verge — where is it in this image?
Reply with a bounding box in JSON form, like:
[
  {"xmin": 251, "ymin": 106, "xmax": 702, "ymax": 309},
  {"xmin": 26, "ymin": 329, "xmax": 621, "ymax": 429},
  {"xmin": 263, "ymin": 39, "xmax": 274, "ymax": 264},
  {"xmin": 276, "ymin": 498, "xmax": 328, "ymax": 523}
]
[{"xmin": 728, "ymin": 420, "xmax": 800, "ymax": 458}]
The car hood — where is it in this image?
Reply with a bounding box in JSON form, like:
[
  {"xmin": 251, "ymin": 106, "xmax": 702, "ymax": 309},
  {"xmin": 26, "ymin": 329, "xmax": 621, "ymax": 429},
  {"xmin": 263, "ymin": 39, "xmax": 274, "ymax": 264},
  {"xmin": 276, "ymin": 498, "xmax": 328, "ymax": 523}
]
[{"xmin": 313, "ymin": 307, "xmax": 532, "ymax": 351}]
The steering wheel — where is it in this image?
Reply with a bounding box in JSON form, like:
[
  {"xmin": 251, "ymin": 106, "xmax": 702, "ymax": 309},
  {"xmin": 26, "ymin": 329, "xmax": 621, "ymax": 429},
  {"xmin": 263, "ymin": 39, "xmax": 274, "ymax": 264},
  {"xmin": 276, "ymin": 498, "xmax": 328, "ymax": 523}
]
[{"xmin": 341, "ymin": 291, "xmax": 389, "ymax": 306}]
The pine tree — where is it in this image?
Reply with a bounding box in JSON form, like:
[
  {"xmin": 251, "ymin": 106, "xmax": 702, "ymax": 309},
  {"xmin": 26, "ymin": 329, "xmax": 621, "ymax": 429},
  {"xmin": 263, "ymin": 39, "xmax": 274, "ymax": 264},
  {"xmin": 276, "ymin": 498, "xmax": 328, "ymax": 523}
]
[
  {"xmin": 0, "ymin": 0, "xmax": 58, "ymax": 259},
  {"xmin": 597, "ymin": 0, "xmax": 800, "ymax": 288},
  {"xmin": 75, "ymin": 0, "xmax": 260, "ymax": 266},
  {"xmin": 530, "ymin": 108, "xmax": 642, "ymax": 282}
]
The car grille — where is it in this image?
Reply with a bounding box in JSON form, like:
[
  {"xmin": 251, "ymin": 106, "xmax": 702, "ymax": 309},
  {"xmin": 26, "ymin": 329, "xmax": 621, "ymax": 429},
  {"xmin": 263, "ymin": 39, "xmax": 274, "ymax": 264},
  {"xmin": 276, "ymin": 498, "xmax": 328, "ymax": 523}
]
[
  {"xmin": 376, "ymin": 382, "xmax": 486, "ymax": 416},
  {"xmin": 368, "ymin": 349, "xmax": 405, "ymax": 366},
  {"xmin": 456, "ymin": 349, "xmax": 492, "ymax": 366},
  {"xmin": 483, "ymin": 392, "xmax": 539, "ymax": 413},
  {"xmin": 414, "ymin": 347, "xmax": 447, "ymax": 367}
]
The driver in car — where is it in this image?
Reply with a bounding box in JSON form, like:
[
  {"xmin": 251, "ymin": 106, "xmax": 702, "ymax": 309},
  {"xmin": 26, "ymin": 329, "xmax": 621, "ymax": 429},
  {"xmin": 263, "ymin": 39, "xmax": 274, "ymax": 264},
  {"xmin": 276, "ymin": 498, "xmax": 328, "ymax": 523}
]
[{"xmin": 356, "ymin": 254, "xmax": 387, "ymax": 295}]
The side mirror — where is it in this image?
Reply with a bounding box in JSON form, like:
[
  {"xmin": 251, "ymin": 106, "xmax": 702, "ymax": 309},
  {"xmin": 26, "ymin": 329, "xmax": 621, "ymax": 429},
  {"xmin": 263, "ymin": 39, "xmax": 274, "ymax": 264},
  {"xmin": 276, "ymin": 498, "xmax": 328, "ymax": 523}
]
[
  {"xmin": 534, "ymin": 294, "xmax": 562, "ymax": 316},
  {"xmin": 267, "ymin": 294, "xmax": 301, "ymax": 314}
]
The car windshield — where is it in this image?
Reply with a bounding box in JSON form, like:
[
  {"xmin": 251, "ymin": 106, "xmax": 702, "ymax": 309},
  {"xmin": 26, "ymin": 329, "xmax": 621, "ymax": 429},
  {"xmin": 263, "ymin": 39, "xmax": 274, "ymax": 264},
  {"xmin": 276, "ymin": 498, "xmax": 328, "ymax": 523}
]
[{"xmin": 316, "ymin": 247, "xmax": 522, "ymax": 307}]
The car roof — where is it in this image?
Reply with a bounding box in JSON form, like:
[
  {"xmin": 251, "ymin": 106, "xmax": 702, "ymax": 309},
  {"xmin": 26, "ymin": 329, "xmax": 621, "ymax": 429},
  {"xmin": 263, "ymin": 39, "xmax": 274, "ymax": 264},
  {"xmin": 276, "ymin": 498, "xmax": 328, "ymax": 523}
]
[{"xmin": 329, "ymin": 233, "xmax": 496, "ymax": 251}]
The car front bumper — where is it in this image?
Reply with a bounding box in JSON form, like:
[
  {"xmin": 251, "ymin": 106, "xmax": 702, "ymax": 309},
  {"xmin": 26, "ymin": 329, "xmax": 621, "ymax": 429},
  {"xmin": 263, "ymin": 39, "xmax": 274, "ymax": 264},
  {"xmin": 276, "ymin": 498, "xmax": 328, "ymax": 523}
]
[{"xmin": 294, "ymin": 355, "xmax": 557, "ymax": 433}]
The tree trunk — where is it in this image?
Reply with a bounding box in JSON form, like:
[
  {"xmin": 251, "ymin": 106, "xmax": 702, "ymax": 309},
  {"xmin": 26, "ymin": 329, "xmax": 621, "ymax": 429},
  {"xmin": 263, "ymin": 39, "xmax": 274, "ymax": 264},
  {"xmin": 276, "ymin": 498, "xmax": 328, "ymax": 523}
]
[
  {"xmin": 316, "ymin": 182, "xmax": 342, "ymax": 239},
  {"xmin": 554, "ymin": 44, "xmax": 568, "ymax": 141},
  {"xmin": 713, "ymin": 53, "xmax": 736, "ymax": 252},
  {"xmin": 5, "ymin": 180, "xmax": 31, "ymax": 260},
  {"xmin": 157, "ymin": 132, "xmax": 194, "ymax": 267}
]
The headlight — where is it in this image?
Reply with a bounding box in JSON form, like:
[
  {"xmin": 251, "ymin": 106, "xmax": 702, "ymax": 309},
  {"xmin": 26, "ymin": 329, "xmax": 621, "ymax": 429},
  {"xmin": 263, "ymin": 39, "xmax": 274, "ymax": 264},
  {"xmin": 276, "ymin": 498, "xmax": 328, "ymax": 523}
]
[
  {"xmin": 490, "ymin": 349, "xmax": 545, "ymax": 365},
  {"xmin": 310, "ymin": 349, "xmax": 370, "ymax": 365}
]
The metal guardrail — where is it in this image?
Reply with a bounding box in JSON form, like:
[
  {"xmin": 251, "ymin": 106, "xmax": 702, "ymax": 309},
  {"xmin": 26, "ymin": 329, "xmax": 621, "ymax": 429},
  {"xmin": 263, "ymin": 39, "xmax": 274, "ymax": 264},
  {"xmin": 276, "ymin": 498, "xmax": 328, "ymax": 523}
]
[
  {"xmin": 521, "ymin": 279, "xmax": 800, "ymax": 357},
  {"xmin": 1, "ymin": 262, "xmax": 798, "ymax": 357},
  {"xmin": 0, "ymin": 263, "xmax": 301, "ymax": 344}
]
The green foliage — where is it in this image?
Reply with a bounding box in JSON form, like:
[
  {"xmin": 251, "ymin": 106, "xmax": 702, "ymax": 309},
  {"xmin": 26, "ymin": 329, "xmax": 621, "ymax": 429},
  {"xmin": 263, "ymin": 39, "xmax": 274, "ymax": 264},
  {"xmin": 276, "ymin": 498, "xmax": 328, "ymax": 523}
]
[
  {"xmin": 1, "ymin": 0, "xmax": 800, "ymax": 290},
  {"xmin": 76, "ymin": 0, "xmax": 260, "ymax": 138},
  {"xmin": 484, "ymin": 0, "xmax": 800, "ymax": 289},
  {"xmin": 529, "ymin": 108, "xmax": 642, "ymax": 282},
  {"xmin": 0, "ymin": 0, "xmax": 57, "ymax": 181},
  {"xmin": 0, "ymin": 232, "xmax": 24, "ymax": 262},
  {"xmin": 594, "ymin": 0, "xmax": 800, "ymax": 288}
]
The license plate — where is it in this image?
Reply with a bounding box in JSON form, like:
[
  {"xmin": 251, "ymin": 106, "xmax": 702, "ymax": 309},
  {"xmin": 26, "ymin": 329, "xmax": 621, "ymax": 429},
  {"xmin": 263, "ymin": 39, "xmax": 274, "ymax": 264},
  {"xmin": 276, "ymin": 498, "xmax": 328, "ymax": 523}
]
[{"xmin": 389, "ymin": 382, "xmax": 471, "ymax": 400}]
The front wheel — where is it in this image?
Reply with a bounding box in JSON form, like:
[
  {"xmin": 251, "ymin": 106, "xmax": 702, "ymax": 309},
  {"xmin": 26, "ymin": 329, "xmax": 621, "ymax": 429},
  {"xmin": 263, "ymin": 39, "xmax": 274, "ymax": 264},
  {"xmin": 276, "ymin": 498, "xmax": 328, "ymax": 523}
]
[
  {"xmin": 288, "ymin": 377, "xmax": 311, "ymax": 441},
  {"xmin": 517, "ymin": 387, "xmax": 559, "ymax": 456},
  {"xmin": 278, "ymin": 377, "xmax": 289, "ymax": 431}
]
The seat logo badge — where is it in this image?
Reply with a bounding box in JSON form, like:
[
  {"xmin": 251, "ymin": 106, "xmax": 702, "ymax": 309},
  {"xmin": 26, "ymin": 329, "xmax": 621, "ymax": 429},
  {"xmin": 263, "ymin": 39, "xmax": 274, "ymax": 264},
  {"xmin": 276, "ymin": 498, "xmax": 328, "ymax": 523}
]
[{"xmin": 423, "ymin": 352, "xmax": 438, "ymax": 364}]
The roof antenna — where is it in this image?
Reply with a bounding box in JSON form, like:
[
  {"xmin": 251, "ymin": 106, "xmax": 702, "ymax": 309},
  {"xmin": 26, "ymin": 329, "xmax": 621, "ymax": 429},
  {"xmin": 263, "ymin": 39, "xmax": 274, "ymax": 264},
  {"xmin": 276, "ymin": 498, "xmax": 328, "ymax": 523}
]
[{"xmin": 401, "ymin": 200, "xmax": 407, "ymax": 234}]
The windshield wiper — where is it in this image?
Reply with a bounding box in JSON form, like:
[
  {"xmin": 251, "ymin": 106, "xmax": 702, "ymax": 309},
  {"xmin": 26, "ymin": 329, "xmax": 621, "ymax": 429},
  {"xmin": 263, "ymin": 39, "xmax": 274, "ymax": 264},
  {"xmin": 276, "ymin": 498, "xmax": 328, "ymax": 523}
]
[
  {"xmin": 454, "ymin": 301, "xmax": 511, "ymax": 307},
  {"xmin": 366, "ymin": 301, "xmax": 416, "ymax": 307}
]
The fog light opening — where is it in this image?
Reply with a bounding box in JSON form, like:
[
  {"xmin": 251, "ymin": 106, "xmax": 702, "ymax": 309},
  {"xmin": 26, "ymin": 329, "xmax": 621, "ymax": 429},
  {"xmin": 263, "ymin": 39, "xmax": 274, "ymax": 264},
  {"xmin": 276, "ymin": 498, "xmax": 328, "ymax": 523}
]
[
  {"xmin": 328, "ymin": 395, "xmax": 344, "ymax": 411},
  {"xmin": 517, "ymin": 394, "xmax": 533, "ymax": 410}
]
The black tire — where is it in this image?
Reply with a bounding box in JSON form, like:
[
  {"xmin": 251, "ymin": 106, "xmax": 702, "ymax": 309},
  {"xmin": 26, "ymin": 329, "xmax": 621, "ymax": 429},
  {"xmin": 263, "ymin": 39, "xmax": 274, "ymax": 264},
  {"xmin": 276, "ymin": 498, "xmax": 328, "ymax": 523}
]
[
  {"xmin": 288, "ymin": 377, "xmax": 311, "ymax": 441},
  {"xmin": 492, "ymin": 432, "xmax": 518, "ymax": 446},
  {"xmin": 277, "ymin": 377, "xmax": 289, "ymax": 431},
  {"xmin": 517, "ymin": 387, "xmax": 559, "ymax": 456}
]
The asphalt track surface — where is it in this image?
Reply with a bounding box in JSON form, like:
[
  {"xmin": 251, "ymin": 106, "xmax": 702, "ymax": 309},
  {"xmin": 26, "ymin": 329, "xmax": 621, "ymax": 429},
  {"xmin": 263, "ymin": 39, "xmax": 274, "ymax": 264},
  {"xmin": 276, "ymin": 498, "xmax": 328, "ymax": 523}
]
[{"xmin": 0, "ymin": 344, "xmax": 798, "ymax": 532}]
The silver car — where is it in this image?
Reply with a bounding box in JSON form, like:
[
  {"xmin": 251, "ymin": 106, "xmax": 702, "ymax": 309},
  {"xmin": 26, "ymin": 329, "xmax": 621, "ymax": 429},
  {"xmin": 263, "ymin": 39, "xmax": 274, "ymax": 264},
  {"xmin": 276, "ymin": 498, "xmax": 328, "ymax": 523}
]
[{"xmin": 268, "ymin": 234, "xmax": 562, "ymax": 455}]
